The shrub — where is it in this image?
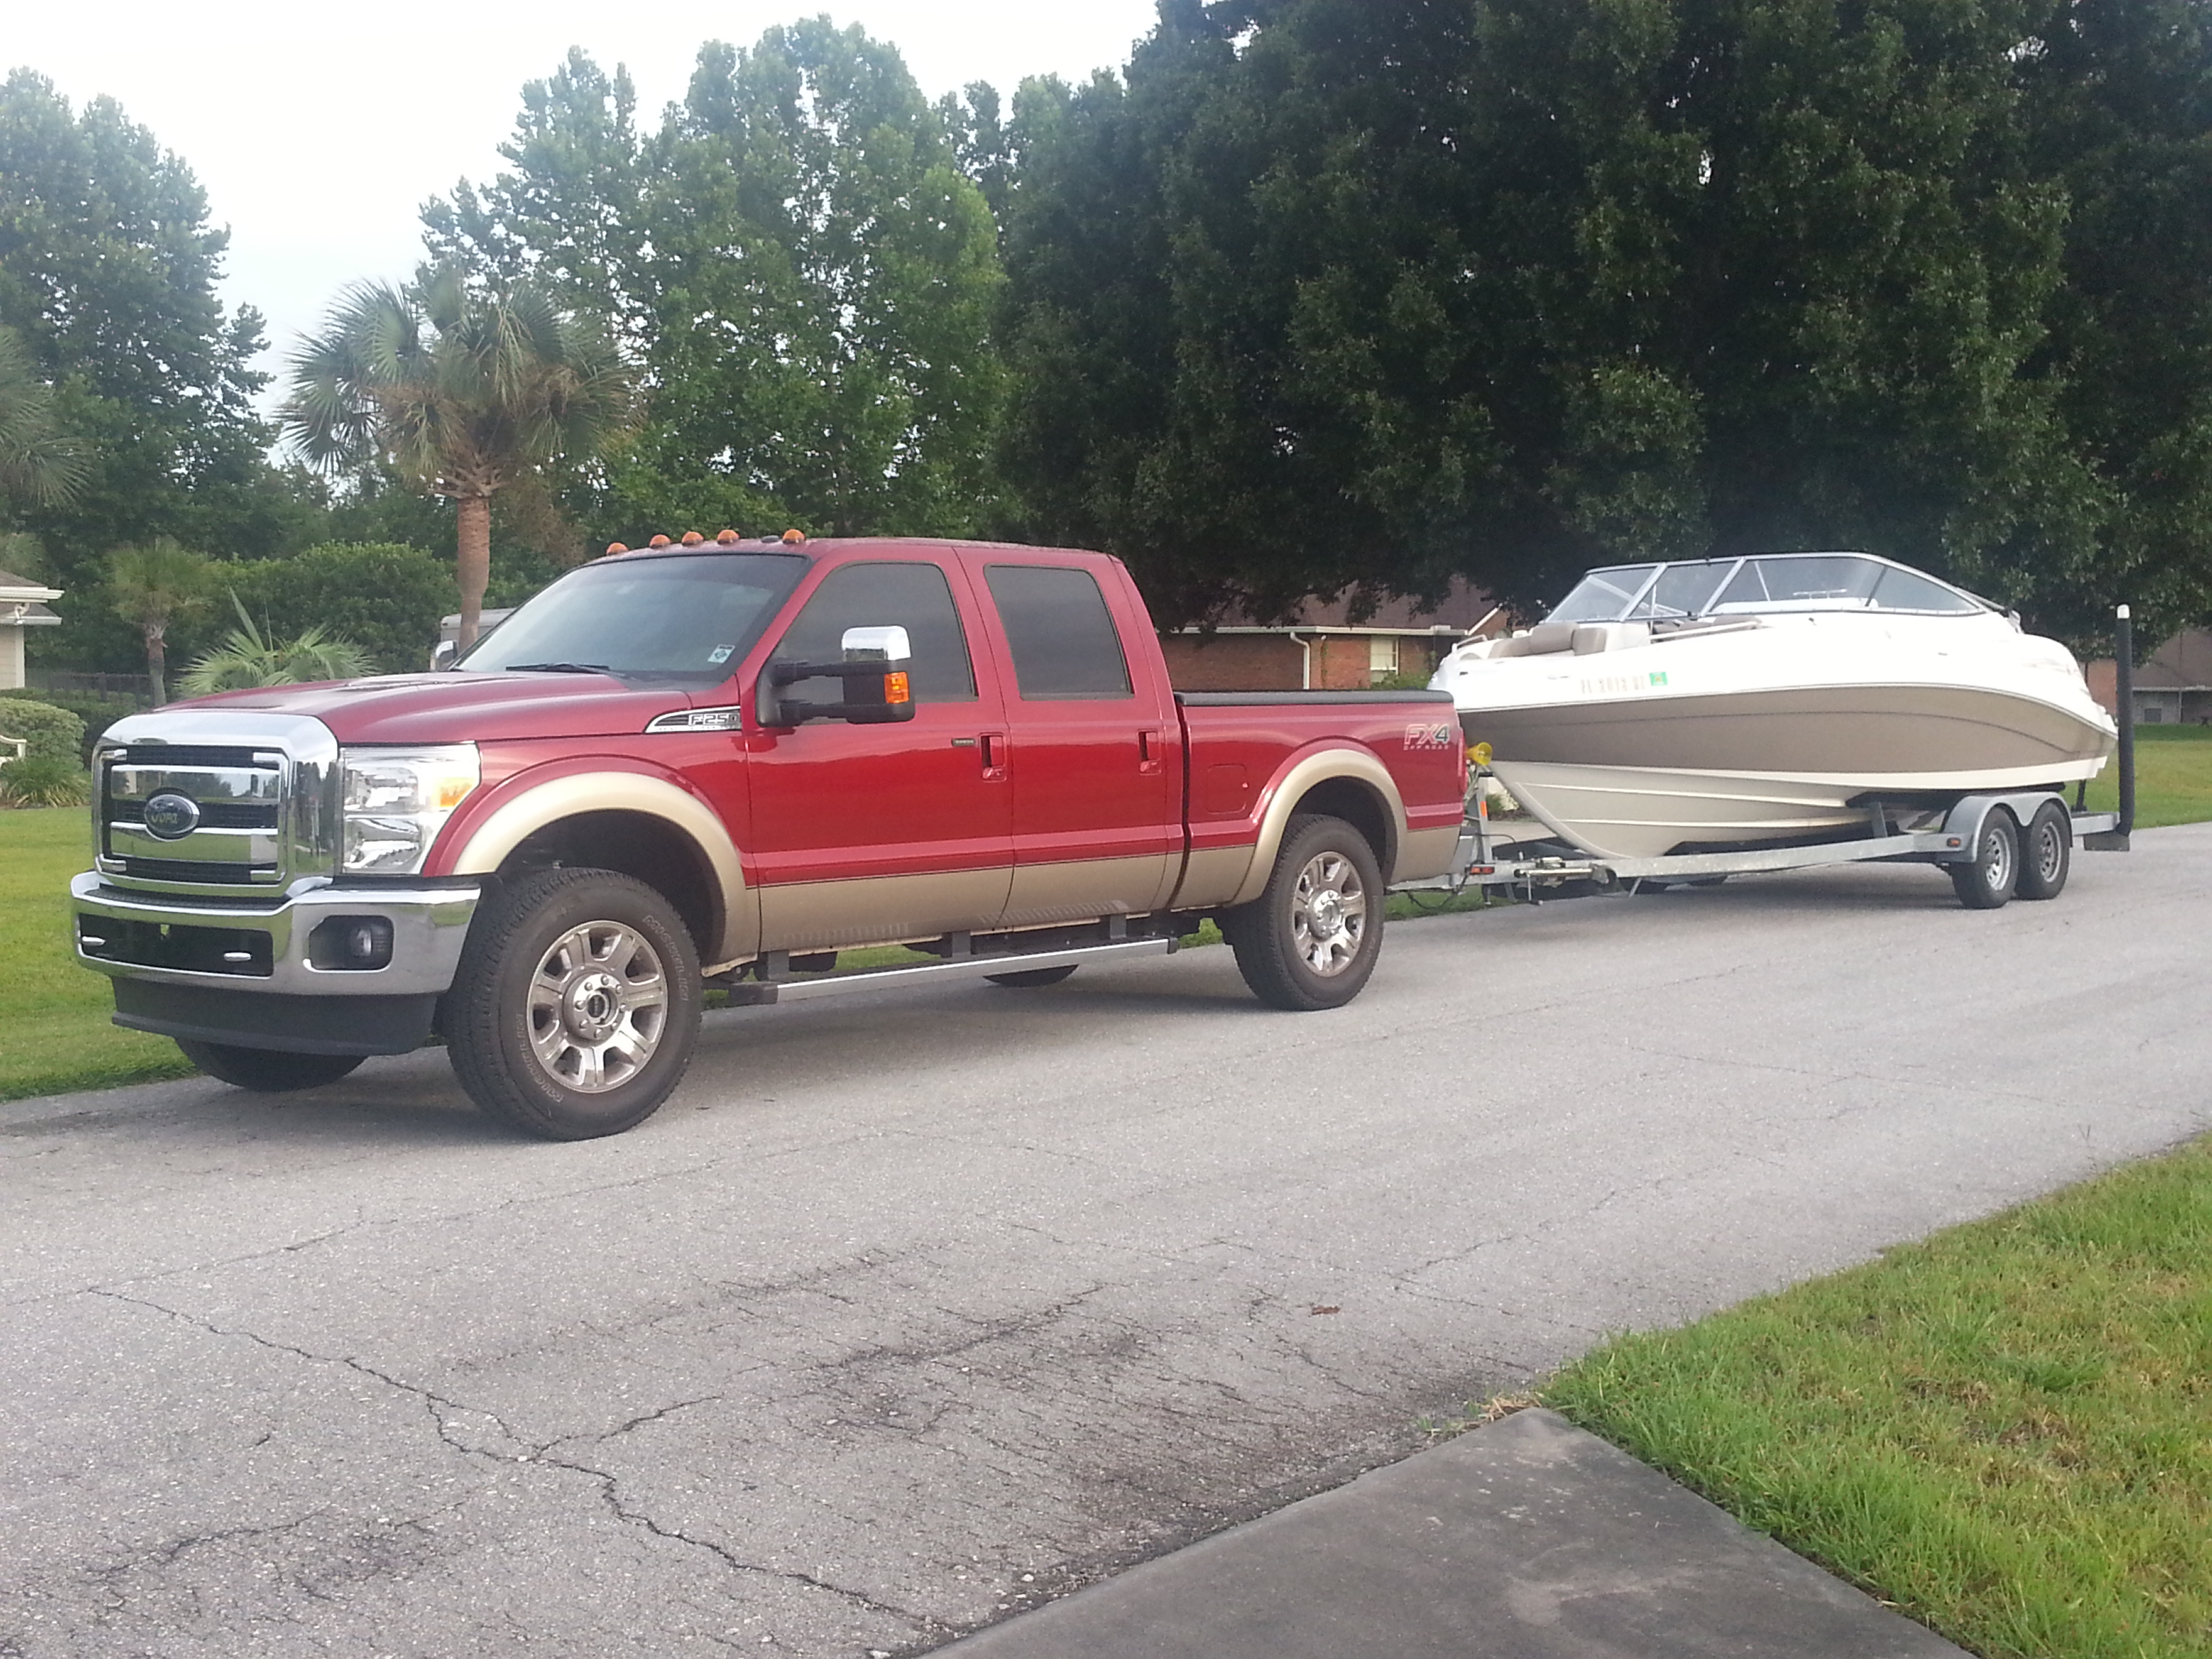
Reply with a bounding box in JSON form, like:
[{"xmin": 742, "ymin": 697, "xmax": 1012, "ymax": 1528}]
[
  {"xmin": 0, "ymin": 756, "xmax": 91, "ymax": 808},
  {"xmin": 12, "ymin": 689, "xmax": 146, "ymax": 762},
  {"xmin": 180, "ymin": 595, "xmax": 375, "ymax": 694},
  {"xmin": 0, "ymin": 697, "xmax": 87, "ymax": 766},
  {"xmin": 220, "ymin": 543, "xmax": 456, "ymax": 673}
]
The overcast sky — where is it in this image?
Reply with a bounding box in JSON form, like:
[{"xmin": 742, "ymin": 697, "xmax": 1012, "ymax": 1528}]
[{"xmin": 9, "ymin": 1, "xmax": 1161, "ymax": 391}]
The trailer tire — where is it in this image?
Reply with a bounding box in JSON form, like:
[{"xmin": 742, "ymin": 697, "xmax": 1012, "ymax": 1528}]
[
  {"xmin": 445, "ymin": 867, "xmax": 701, "ymax": 1140},
  {"xmin": 985, "ymin": 965, "xmax": 1078, "ymax": 988},
  {"xmin": 2016, "ymin": 801, "xmax": 2071, "ymax": 901},
  {"xmin": 1950, "ymin": 810, "xmax": 2020, "ymax": 909},
  {"xmin": 176, "ymin": 1041, "xmax": 363, "ymax": 1092},
  {"xmin": 1223, "ymin": 813, "xmax": 1385, "ymax": 1011}
]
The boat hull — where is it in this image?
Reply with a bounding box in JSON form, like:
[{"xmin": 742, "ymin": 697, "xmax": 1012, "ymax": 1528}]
[{"xmin": 1471, "ymin": 684, "xmax": 2113, "ymax": 860}]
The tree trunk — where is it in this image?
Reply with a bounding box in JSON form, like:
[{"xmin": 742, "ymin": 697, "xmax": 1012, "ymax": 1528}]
[
  {"xmin": 145, "ymin": 622, "xmax": 167, "ymax": 704},
  {"xmin": 455, "ymin": 493, "xmax": 493, "ymax": 650}
]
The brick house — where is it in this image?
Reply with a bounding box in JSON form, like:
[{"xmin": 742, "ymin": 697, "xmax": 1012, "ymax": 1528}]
[
  {"xmin": 1157, "ymin": 578, "xmax": 1507, "ymax": 691},
  {"xmin": 2085, "ymin": 628, "xmax": 2212, "ymax": 725}
]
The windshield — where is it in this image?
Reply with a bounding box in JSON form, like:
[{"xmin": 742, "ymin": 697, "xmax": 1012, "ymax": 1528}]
[
  {"xmin": 1544, "ymin": 553, "xmax": 1983, "ymax": 623},
  {"xmin": 1547, "ymin": 566, "xmax": 1658, "ymax": 623},
  {"xmin": 454, "ymin": 553, "xmax": 808, "ymax": 684}
]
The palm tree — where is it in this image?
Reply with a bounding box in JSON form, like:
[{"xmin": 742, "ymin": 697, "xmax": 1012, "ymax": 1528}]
[
  {"xmin": 180, "ymin": 592, "xmax": 375, "ymax": 695},
  {"xmin": 106, "ymin": 539, "xmax": 212, "ymax": 701},
  {"xmin": 281, "ymin": 266, "xmax": 638, "ymax": 649},
  {"xmin": 0, "ymin": 324, "xmax": 85, "ymax": 507}
]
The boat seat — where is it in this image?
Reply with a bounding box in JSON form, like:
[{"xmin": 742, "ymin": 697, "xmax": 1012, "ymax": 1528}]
[
  {"xmin": 1572, "ymin": 622, "xmax": 1652, "ymax": 655},
  {"xmin": 1488, "ymin": 622, "xmax": 1578, "ymax": 658}
]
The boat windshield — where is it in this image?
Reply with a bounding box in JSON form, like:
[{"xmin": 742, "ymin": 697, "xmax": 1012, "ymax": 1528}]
[
  {"xmin": 1543, "ymin": 553, "xmax": 1983, "ymax": 623},
  {"xmin": 453, "ymin": 552, "xmax": 810, "ymax": 684}
]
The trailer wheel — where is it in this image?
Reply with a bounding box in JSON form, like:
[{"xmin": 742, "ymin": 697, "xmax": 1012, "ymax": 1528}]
[
  {"xmin": 445, "ymin": 867, "xmax": 701, "ymax": 1140},
  {"xmin": 2015, "ymin": 801, "xmax": 2071, "ymax": 901},
  {"xmin": 1950, "ymin": 810, "xmax": 2020, "ymax": 909},
  {"xmin": 176, "ymin": 1041, "xmax": 363, "ymax": 1092},
  {"xmin": 1223, "ymin": 814, "xmax": 1385, "ymax": 1011},
  {"xmin": 985, "ymin": 965, "xmax": 1078, "ymax": 988}
]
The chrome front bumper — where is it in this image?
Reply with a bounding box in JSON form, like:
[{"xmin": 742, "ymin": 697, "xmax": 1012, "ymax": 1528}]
[{"xmin": 71, "ymin": 872, "xmax": 480, "ymax": 998}]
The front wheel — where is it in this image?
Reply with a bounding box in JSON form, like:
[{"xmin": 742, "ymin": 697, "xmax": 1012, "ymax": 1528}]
[
  {"xmin": 2015, "ymin": 801, "xmax": 2071, "ymax": 901},
  {"xmin": 1222, "ymin": 814, "xmax": 1385, "ymax": 1011},
  {"xmin": 176, "ymin": 1041, "xmax": 363, "ymax": 1092},
  {"xmin": 1950, "ymin": 809, "xmax": 2020, "ymax": 909},
  {"xmin": 444, "ymin": 867, "xmax": 702, "ymax": 1140}
]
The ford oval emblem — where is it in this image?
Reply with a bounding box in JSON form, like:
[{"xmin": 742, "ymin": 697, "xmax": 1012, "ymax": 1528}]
[{"xmin": 141, "ymin": 791, "xmax": 202, "ymax": 840}]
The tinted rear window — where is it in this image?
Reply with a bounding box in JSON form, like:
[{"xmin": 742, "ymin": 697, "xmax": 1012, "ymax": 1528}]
[{"xmin": 985, "ymin": 565, "xmax": 1134, "ymax": 700}]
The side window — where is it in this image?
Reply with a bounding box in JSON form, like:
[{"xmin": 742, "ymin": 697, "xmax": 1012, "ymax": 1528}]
[
  {"xmin": 771, "ymin": 562, "xmax": 977, "ymax": 702},
  {"xmin": 984, "ymin": 565, "xmax": 1134, "ymax": 700}
]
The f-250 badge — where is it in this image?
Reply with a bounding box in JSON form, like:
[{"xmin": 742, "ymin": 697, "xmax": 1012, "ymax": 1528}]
[{"xmin": 1402, "ymin": 722, "xmax": 1456, "ymax": 750}]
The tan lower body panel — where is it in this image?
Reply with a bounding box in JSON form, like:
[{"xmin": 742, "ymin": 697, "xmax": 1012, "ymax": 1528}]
[
  {"xmin": 1004, "ymin": 853, "xmax": 1175, "ymax": 926},
  {"xmin": 759, "ymin": 867, "xmax": 1015, "ymax": 953},
  {"xmin": 1393, "ymin": 825, "xmax": 1462, "ymax": 884},
  {"xmin": 1171, "ymin": 844, "xmax": 1257, "ymax": 910}
]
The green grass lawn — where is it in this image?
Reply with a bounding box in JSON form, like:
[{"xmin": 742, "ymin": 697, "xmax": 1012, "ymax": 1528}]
[
  {"xmin": 1542, "ymin": 1137, "xmax": 2212, "ymax": 1659},
  {"xmin": 2080, "ymin": 723, "xmax": 2212, "ymax": 829},
  {"xmin": 0, "ymin": 807, "xmax": 197, "ymax": 1102}
]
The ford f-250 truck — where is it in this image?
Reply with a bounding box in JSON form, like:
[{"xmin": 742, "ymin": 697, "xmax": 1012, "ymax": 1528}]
[{"xmin": 72, "ymin": 537, "xmax": 1466, "ymax": 1139}]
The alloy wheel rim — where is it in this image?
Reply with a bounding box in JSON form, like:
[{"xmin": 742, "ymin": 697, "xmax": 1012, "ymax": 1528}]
[
  {"xmin": 526, "ymin": 921, "xmax": 668, "ymax": 1094},
  {"xmin": 1291, "ymin": 851, "xmax": 1367, "ymax": 977}
]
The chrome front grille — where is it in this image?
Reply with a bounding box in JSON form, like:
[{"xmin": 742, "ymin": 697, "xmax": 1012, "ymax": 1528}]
[
  {"xmin": 91, "ymin": 712, "xmax": 341, "ymax": 897},
  {"xmin": 102, "ymin": 746, "xmax": 285, "ymax": 885}
]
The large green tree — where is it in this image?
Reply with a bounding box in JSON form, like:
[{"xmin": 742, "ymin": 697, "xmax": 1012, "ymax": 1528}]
[
  {"xmin": 426, "ymin": 22, "xmax": 1010, "ymax": 541},
  {"xmin": 281, "ymin": 268, "xmax": 637, "ymax": 647},
  {"xmin": 0, "ymin": 323, "xmax": 83, "ymax": 507},
  {"xmin": 0, "ymin": 71, "xmax": 287, "ymax": 575},
  {"xmin": 1000, "ymin": 0, "xmax": 2212, "ymax": 643}
]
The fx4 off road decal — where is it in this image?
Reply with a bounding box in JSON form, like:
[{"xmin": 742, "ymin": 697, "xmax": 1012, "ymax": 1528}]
[{"xmin": 1403, "ymin": 722, "xmax": 1456, "ymax": 751}]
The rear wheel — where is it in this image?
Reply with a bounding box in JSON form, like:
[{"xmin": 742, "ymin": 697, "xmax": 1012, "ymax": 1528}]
[
  {"xmin": 445, "ymin": 867, "xmax": 702, "ymax": 1140},
  {"xmin": 985, "ymin": 965, "xmax": 1078, "ymax": 988},
  {"xmin": 1222, "ymin": 814, "xmax": 1385, "ymax": 1011},
  {"xmin": 2015, "ymin": 800, "xmax": 2071, "ymax": 901},
  {"xmin": 176, "ymin": 1041, "xmax": 363, "ymax": 1092},
  {"xmin": 1950, "ymin": 810, "xmax": 2020, "ymax": 909}
]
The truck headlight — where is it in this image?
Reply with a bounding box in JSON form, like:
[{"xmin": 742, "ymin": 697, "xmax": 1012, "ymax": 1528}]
[{"xmin": 340, "ymin": 745, "xmax": 480, "ymax": 874}]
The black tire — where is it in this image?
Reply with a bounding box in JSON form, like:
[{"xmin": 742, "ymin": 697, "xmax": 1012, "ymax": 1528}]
[
  {"xmin": 1221, "ymin": 813, "xmax": 1386, "ymax": 1011},
  {"xmin": 2016, "ymin": 800, "xmax": 2071, "ymax": 901},
  {"xmin": 985, "ymin": 965, "xmax": 1078, "ymax": 988},
  {"xmin": 176, "ymin": 1040, "xmax": 363, "ymax": 1092},
  {"xmin": 443, "ymin": 867, "xmax": 702, "ymax": 1140},
  {"xmin": 1950, "ymin": 808, "xmax": 2021, "ymax": 909}
]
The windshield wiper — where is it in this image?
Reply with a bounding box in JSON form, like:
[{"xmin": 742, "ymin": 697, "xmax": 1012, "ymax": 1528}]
[{"xmin": 502, "ymin": 661, "xmax": 614, "ymax": 674}]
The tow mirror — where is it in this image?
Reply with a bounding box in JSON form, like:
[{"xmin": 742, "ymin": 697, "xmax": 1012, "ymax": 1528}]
[{"xmin": 760, "ymin": 624, "xmax": 917, "ymax": 726}]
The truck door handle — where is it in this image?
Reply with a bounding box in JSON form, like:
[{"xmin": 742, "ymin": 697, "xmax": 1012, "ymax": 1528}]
[
  {"xmin": 1138, "ymin": 729, "xmax": 1165, "ymax": 775},
  {"xmin": 977, "ymin": 731, "xmax": 1008, "ymax": 780}
]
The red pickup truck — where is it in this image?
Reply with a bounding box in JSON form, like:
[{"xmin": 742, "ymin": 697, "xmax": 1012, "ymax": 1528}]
[{"xmin": 73, "ymin": 538, "xmax": 1466, "ymax": 1138}]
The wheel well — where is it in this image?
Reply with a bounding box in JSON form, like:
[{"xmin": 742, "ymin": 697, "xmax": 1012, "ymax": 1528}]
[
  {"xmin": 498, "ymin": 811, "xmax": 720, "ymax": 956},
  {"xmin": 1289, "ymin": 778, "xmax": 1398, "ymax": 880}
]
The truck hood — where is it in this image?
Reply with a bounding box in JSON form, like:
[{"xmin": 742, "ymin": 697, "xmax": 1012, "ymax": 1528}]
[{"xmin": 171, "ymin": 672, "xmax": 691, "ymax": 745}]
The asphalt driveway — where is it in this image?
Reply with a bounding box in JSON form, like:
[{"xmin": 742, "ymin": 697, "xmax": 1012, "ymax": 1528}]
[{"xmin": 5, "ymin": 825, "xmax": 2207, "ymax": 1657}]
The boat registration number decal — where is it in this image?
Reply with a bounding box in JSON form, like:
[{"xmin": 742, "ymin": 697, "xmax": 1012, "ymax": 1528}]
[
  {"xmin": 1578, "ymin": 670, "xmax": 1671, "ymax": 696},
  {"xmin": 1403, "ymin": 722, "xmax": 1456, "ymax": 751}
]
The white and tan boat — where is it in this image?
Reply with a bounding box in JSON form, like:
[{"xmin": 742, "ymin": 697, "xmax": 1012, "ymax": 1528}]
[{"xmin": 1432, "ymin": 552, "xmax": 2116, "ymax": 860}]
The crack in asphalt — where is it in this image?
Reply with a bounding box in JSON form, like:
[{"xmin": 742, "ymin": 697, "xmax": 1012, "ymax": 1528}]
[{"xmin": 82, "ymin": 1288, "xmax": 933, "ymax": 1641}]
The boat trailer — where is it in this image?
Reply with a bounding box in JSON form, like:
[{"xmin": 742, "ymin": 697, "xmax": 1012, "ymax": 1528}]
[{"xmin": 1396, "ymin": 606, "xmax": 2139, "ymax": 912}]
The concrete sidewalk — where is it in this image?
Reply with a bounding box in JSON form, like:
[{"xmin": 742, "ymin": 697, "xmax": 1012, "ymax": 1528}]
[{"xmin": 940, "ymin": 1410, "xmax": 1966, "ymax": 1658}]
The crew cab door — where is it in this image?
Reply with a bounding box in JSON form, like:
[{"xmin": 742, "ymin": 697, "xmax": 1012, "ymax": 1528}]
[
  {"xmin": 747, "ymin": 558, "xmax": 1014, "ymax": 950},
  {"xmin": 966, "ymin": 556, "xmax": 1183, "ymax": 924}
]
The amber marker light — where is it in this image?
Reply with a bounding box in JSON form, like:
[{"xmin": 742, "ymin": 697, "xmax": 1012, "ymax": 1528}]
[
  {"xmin": 884, "ymin": 672, "xmax": 912, "ymax": 704},
  {"xmin": 716, "ymin": 529, "xmax": 739, "ymax": 544},
  {"xmin": 680, "ymin": 530, "xmax": 704, "ymax": 545},
  {"xmin": 649, "ymin": 533, "xmax": 672, "ymax": 548},
  {"xmin": 605, "ymin": 542, "xmax": 629, "ymax": 554},
  {"xmin": 781, "ymin": 528, "xmax": 806, "ymax": 544}
]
